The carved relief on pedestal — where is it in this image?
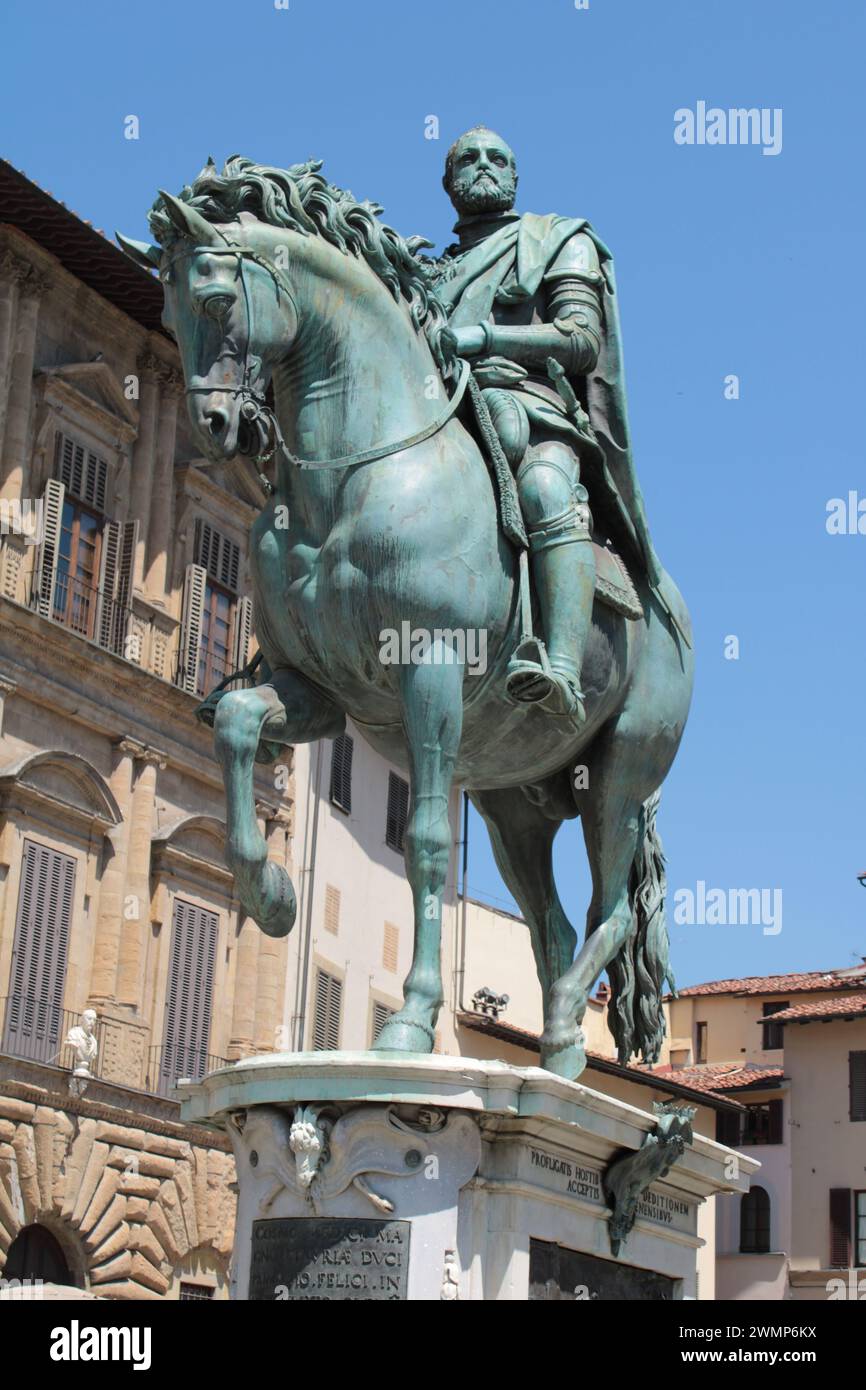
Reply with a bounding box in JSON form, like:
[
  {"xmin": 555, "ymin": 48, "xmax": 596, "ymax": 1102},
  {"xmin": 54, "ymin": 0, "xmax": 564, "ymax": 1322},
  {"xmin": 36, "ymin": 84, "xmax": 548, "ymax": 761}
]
[{"xmin": 227, "ymin": 1103, "xmax": 459, "ymax": 1219}]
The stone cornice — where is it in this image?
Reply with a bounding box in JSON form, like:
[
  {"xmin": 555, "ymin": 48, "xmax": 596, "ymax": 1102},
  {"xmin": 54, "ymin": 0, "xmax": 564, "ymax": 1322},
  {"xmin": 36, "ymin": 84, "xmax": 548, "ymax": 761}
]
[{"xmin": 0, "ymin": 225, "xmax": 172, "ymax": 366}]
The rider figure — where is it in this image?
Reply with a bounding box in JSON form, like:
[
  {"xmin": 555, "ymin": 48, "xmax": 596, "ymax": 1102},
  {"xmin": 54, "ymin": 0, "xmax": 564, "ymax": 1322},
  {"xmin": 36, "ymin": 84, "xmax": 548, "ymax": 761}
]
[{"xmin": 433, "ymin": 125, "xmax": 661, "ymax": 721}]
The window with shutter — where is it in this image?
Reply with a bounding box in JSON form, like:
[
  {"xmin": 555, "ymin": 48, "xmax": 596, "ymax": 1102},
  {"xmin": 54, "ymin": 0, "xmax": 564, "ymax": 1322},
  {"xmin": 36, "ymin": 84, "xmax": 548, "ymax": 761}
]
[
  {"xmin": 160, "ymin": 898, "xmax": 218, "ymax": 1093},
  {"xmin": 97, "ymin": 520, "xmax": 121, "ymax": 650},
  {"xmin": 767, "ymin": 1097, "xmax": 784, "ymax": 1144},
  {"xmin": 740, "ymin": 1101, "xmax": 783, "ymax": 1146},
  {"xmin": 233, "ymin": 594, "xmax": 254, "ymax": 671},
  {"xmin": 761, "ymin": 1002, "xmax": 788, "ymax": 1051},
  {"xmin": 850, "ymin": 1051, "xmax": 866, "ymax": 1122},
  {"xmin": 329, "ymin": 734, "xmax": 353, "ymax": 814},
  {"xmin": 715, "ymin": 1109, "xmax": 741, "ymax": 1148},
  {"xmin": 382, "ymin": 921, "xmax": 399, "ymax": 973},
  {"xmin": 33, "ymin": 479, "xmax": 65, "ymax": 619},
  {"xmin": 1, "ymin": 840, "xmax": 75, "ymax": 1064},
  {"xmin": 178, "ymin": 563, "xmax": 207, "ymax": 694},
  {"xmin": 198, "ymin": 580, "xmax": 233, "ymax": 694},
  {"xmin": 830, "ymin": 1188, "xmax": 852, "ymax": 1268},
  {"xmin": 55, "ymin": 431, "xmax": 108, "ymax": 513},
  {"xmin": 370, "ymin": 1000, "xmax": 395, "ymax": 1046},
  {"xmin": 739, "ymin": 1186, "xmax": 771, "ymax": 1253},
  {"xmin": 194, "ymin": 519, "xmax": 241, "ymax": 592},
  {"xmin": 312, "ymin": 969, "xmax": 342, "ymax": 1050},
  {"xmin": 113, "ymin": 519, "xmax": 138, "ymax": 657},
  {"xmin": 385, "ymin": 772, "xmax": 409, "ymax": 853},
  {"xmin": 53, "ymin": 497, "xmax": 103, "ymax": 639},
  {"xmin": 695, "ymin": 1021, "xmax": 707, "ymax": 1063},
  {"xmin": 855, "ymin": 1192, "xmax": 866, "ymax": 1268},
  {"xmin": 324, "ymin": 885, "xmax": 340, "ymax": 936}
]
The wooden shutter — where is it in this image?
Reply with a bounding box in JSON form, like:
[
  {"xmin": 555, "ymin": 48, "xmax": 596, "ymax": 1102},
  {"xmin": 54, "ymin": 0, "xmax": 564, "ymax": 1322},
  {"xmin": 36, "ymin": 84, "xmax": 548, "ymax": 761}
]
[
  {"xmin": 324, "ymin": 884, "xmax": 340, "ymax": 936},
  {"xmin": 55, "ymin": 431, "xmax": 107, "ymax": 512},
  {"xmin": 96, "ymin": 519, "xmax": 121, "ymax": 649},
  {"xmin": 382, "ymin": 922, "xmax": 399, "ymax": 973},
  {"xmin": 371, "ymin": 1000, "xmax": 394, "ymax": 1046},
  {"xmin": 830, "ymin": 1188, "xmax": 852, "ymax": 1267},
  {"xmin": 386, "ymin": 772, "xmax": 409, "ymax": 852},
  {"xmin": 2, "ymin": 840, "xmax": 75, "ymax": 1060},
  {"xmin": 161, "ymin": 899, "xmax": 218, "ymax": 1089},
  {"xmin": 329, "ymin": 734, "xmax": 353, "ymax": 814},
  {"xmin": 115, "ymin": 520, "xmax": 138, "ymax": 657},
  {"xmin": 233, "ymin": 594, "xmax": 253, "ymax": 671},
  {"xmin": 716, "ymin": 1109, "xmax": 741, "ymax": 1147},
  {"xmin": 311, "ymin": 970, "xmax": 342, "ymax": 1050},
  {"xmin": 767, "ymin": 1097, "xmax": 784, "ymax": 1144},
  {"xmin": 850, "ymin": 1052, "xmax": 866, "ymax": 1122},
  {"xmin": 178, "ymin": 563, "xmax": 207, "ymax": 693},
  {"xmin": 194, "ymin": 518, "xmax": 240, "ymax": 592},
  {"xmin": 34, "ymin": 479, "xmax": 65, "ymax": 618}
]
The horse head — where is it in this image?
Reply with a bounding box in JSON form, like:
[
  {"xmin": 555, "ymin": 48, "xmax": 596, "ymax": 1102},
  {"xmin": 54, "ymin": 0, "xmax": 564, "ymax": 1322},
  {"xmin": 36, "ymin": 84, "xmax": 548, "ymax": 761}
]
[{"xmin": 118, "ymin": 192, "xmax": 298, "ymax": 463}]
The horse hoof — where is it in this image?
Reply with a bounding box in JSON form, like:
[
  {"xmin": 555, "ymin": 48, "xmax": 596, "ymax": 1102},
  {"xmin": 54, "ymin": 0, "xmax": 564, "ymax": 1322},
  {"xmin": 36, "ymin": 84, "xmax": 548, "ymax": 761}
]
[
  {"xmin": 371, "ymin": 1014, "xmax": 435, "ymax": 1055},
  {"xmin": 254, "ymin": 863, "xmax": 297, "ymax": 939},
  {"xmin": 540, "ymin": 1028, "xmax": 586, "ymax": 1081}
]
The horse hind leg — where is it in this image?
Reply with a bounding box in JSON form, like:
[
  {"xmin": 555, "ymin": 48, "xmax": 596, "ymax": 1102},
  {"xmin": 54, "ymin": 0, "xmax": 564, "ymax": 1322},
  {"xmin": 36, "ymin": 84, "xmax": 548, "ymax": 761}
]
[
  {"xmin": 541, "ymin": 734, "xmax": 673, "ymax": 1078},
  {"xmin": 469, "ymin": 785, "xmax": 577, "ymax": 1027}
]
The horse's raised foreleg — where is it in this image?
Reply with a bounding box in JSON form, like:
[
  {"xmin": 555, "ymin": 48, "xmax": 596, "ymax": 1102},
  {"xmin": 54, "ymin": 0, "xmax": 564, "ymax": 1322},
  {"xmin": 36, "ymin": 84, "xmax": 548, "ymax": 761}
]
[
  {"xmin": 373, "ymin": 642, "xmax": 463, "ymax": 1055},
  {"xmin": 469, "ymin": 786, "xmax": 577, "ymax": 1023},
  {"xmin": 213, "ymin": 667, "xmax": 344, "ymax": 938}
]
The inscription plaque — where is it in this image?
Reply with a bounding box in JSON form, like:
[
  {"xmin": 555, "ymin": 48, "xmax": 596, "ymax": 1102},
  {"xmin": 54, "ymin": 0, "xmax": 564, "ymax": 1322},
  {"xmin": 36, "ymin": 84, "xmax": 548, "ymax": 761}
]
[
  {"xmin": 249, "ymin": 1218, "xmax": 411, "ymax": 1301},
  {"xmin": 529, "ymin": 1239, "xmax": 675, "ymax": 1301}
]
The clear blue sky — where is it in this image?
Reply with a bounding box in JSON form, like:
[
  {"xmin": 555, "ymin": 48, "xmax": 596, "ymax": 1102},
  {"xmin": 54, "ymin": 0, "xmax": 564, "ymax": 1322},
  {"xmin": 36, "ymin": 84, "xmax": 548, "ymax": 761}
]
[{"xmin": 4, "ymin": 0, "xmax": 865, "ymax": 987}]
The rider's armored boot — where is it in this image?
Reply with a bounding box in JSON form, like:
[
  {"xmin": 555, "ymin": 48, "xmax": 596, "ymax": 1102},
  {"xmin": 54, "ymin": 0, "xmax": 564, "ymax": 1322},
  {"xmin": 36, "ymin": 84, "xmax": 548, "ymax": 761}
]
[{"xmin": 505, "ymin": 443, "xmax": 595, "ymax": 720}]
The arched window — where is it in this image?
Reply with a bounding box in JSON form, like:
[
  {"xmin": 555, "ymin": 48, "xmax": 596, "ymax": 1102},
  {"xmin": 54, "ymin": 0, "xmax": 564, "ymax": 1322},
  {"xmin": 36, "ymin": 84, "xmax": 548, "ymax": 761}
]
[
  {"xmin": 740, "ymin": 1186, "xmax": 771, "ymax": 1253},
  {"xmin": 3, "ymin": 1225, "xmax": 75, "ymax": 1285}
]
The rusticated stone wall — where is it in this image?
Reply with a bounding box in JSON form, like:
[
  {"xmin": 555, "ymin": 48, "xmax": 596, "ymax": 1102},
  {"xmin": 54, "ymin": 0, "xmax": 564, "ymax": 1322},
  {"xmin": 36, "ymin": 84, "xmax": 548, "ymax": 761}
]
[{"xmin": 0, "ymin": 1072, "xmax": 235, "ymax": 1300}]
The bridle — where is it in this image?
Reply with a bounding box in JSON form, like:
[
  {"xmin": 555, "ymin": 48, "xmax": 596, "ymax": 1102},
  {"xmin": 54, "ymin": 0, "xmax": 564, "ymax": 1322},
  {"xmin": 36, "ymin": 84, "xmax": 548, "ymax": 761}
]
[{"xmin": 162, "ymin": 232, "xmax": 470, "ymax": 476}]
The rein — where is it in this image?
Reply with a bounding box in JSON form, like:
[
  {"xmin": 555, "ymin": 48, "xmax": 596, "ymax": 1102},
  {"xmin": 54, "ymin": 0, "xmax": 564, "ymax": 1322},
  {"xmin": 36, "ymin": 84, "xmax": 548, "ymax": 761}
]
[{"xmin": 165, "ymin": 235, "xmax": 469, "ymax": 475}]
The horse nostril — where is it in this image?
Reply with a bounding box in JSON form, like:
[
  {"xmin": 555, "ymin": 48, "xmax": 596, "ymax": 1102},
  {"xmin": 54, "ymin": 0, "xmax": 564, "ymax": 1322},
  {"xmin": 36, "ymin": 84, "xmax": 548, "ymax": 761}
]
[{"xmin": 205, "ymin": 408, "xmax": 227, "ymax": 437}]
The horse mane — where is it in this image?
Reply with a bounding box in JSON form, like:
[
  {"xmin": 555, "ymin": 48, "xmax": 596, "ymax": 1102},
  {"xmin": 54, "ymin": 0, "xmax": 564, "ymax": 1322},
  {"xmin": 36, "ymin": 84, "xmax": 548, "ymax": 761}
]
[{"xmin": 148, "ymin": 155, "xmax": 455, "ymax": 374}]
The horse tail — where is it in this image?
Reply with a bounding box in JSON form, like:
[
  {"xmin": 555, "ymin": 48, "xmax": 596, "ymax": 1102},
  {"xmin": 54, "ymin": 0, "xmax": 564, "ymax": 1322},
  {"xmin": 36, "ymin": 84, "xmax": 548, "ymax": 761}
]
[{"xmin": 606, "ymin": 790, "xmax": 676, "ymax": 1066}]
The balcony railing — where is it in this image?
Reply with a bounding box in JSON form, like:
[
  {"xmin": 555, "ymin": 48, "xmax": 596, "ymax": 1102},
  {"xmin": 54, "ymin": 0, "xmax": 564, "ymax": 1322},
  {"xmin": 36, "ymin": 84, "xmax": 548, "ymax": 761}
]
[
  {"xmin": 145, "ymin": 1044, "xmax": 229, "ymax": 1097},
  {"xmin": 0, "ymin": 994, "xmax": 106, "ymax": 1075},
  {"xmin": 25, "ymin": 567, "xmax": 132, "ymax": 656}
]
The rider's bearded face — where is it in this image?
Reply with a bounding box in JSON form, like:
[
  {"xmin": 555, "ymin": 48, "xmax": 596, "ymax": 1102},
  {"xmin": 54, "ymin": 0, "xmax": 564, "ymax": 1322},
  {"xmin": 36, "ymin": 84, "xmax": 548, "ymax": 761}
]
[{"xmin": 445, "ymin": 131, "xmax": 517, "ymax": 216}]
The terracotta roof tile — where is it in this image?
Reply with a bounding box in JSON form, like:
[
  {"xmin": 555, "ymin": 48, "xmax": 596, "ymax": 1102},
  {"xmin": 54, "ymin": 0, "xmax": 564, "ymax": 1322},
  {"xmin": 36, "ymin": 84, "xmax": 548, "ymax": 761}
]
[
  {"xmin": 672, "ymin": 967, "xmax": 866, "ymax": 999},
  {"xmin": 762, "ymin": 995, "xmax": 866, "ymax": 1023},
  {"xmin": 640, "ymin": 1063, "xmax": 785, "ymax": 1093}
]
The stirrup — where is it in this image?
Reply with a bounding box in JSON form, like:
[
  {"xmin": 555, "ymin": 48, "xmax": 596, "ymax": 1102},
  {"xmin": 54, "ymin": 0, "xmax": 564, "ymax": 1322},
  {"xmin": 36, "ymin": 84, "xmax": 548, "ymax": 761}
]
[{"xmin": 505, "ymin": 639, "xmax": 586, "ymax": 720}]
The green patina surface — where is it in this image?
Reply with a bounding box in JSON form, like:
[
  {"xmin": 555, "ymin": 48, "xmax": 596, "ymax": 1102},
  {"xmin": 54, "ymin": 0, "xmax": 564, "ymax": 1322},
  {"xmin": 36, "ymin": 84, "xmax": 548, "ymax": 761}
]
[{"xmin": 119, "ymin": 130, "xmax": 693, "ymax": 1082}]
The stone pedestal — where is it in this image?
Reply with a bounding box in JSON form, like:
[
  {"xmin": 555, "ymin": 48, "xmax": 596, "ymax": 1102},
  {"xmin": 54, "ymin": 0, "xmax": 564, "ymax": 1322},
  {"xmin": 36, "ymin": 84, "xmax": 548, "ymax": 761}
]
[{"xmin": 179, "ymin": 1054, "xmax": 755, "ymax": 1302}]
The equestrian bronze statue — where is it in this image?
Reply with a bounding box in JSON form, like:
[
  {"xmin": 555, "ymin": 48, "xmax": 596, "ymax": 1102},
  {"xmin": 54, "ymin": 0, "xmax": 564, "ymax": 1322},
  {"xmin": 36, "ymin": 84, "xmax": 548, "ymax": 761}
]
[{"xmin": 118, "ymin": 132, "xmax": 693, "ymax": 1080}]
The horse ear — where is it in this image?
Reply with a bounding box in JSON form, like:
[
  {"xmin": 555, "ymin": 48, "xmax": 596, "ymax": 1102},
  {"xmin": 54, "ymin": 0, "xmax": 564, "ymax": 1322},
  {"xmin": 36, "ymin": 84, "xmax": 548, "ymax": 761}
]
[
  {"xmin": 115, "ymin": 232, "xmax": 163, "ymax": 270},
  {"xmin": 157, "ymin": 190, "xmax": 222, "ymax": 246}
]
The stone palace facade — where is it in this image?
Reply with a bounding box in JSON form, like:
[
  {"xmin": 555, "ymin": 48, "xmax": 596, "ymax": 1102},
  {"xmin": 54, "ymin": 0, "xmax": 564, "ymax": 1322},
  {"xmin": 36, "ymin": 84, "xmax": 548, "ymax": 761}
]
[{"xmin": 0, "ymin": 159, "xmax": 294, "ymax": 1298}]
